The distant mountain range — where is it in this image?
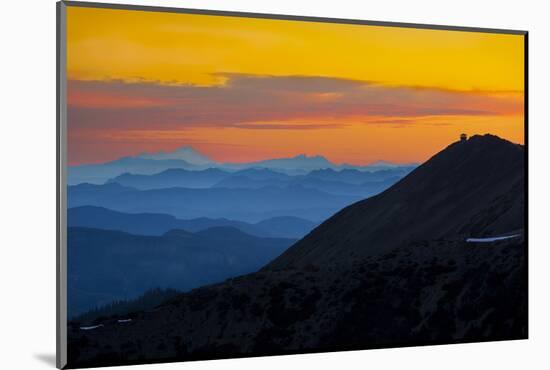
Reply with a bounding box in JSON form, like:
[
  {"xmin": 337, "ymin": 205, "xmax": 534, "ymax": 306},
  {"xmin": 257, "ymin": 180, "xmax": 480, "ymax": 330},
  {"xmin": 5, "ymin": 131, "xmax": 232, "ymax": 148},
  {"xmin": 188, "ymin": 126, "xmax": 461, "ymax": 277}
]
[
  {"xmin": 66, "ymin": 147, "xmax": 413, "ymax": 322},
  {"xmin": 68, "ymin": 157, "xmax": 199, "ymax": 185},
  {"xmin": 107, "ymin": 168, "xmax": 229, "ymax": 189},
  {"xmin": 68, "ymin": 146, "xmax": 417, "ymax": 185},
  {"xmin": 68, "ymin": 182, "xmax": 361, "ymax": 222},
  {"xmin": 68, "ymin": 135, "xmax": 526, "ymax": 367},
  {"xmin": 68, "ymin": 226, "xmax": 295, "ymax": 318},
  {"xmin": 105, "ymin": 166, "xmax": 412, "ymax": 197},
  {"xmin": 221, "ymin": 154, "xmax": 334, "ymax": 174},
  {"xmin": 68, "ymin": 206, "xmax": 317, "ymax": 239}
]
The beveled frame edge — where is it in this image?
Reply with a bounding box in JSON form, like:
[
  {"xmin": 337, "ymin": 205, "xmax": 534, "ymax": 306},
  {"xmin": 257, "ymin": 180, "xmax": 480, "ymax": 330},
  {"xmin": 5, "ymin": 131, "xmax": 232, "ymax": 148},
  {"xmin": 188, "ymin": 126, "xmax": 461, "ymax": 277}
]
[
  {"xmin": 61, "ymin": 0, "xmax": 527, "ymax": 35},
  {"xmin": 57, "ymin": 1, "xmax": 68, "ymax": 369},
  {"xmin": 524, "ymin": 31, "xmax": 529, "ymax": 340}
]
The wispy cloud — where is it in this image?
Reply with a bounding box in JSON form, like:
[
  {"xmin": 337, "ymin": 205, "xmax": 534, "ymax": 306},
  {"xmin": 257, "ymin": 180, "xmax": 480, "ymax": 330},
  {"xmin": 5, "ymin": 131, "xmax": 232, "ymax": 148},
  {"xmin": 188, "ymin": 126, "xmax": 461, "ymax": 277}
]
[
  {"xmin": 67, "ymin": 74, "xmax": 524, "ymax": 165},
  {"xmin": 68, "ymin": 74, "xmax": 523, "ymax": 132}
]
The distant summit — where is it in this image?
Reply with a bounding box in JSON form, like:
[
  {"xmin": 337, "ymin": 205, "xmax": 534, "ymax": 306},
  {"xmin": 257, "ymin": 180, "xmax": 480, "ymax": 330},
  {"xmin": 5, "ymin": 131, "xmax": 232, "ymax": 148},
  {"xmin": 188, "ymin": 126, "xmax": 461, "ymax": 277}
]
[{"xmin": 138, "ymin": 146, "xmax": 215, "ymax": 166}]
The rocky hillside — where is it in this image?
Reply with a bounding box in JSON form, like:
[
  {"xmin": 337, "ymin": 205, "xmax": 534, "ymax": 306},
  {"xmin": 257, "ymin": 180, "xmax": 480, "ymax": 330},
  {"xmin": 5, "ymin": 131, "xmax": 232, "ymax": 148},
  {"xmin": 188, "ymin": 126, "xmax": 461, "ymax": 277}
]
[{"xmin": 68, "ymin": 237, "xmax": 526, "ymax": 367}]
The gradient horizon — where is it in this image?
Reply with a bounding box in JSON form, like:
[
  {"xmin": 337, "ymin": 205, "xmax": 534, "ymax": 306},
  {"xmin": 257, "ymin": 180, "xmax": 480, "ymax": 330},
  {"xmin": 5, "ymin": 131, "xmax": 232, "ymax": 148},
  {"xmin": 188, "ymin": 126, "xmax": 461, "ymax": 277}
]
[{"xmin": 66, "ymin": 7, "xmax": 525, "ymax": 166}]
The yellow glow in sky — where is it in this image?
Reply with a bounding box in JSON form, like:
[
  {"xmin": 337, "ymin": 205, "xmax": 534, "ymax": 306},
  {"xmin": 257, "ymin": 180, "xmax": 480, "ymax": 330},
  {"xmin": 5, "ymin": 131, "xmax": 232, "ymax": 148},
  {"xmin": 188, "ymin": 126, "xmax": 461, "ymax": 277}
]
[
  {"xmin": 67, "ymin": 6, "xmax": 524, "ymax": 92},
  {"xmin": 65, "ymin": 5, "xmax": 525, "ymax": 165}
]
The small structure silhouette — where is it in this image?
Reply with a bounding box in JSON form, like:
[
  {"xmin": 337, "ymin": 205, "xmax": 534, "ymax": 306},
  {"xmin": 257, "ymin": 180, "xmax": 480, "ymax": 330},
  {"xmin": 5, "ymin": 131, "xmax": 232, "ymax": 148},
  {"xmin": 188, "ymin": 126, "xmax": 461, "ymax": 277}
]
[{"xmin": 460, "ymin": 133, "xmax": 467, "ymax": 142}]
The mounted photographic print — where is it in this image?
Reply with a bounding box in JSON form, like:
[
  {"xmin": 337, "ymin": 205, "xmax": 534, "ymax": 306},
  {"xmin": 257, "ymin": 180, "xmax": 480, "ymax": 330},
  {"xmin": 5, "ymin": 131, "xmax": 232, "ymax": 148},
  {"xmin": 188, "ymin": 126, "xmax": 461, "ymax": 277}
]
[{"xmin": 56, "ymin": 1, "xmax": 528, "ymax": 368}]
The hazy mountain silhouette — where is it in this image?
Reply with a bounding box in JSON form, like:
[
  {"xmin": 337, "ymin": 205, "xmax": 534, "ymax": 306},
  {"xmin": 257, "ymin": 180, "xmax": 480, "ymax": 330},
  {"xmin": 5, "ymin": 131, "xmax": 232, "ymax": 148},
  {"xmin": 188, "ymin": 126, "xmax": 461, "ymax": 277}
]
[
  {"xmin": 67, "ymin": 226, "xmax": 295, "ymax": 317},
  {"xmin": 291, "ymin": 175, "xmax": 402, "ymax": 197},
  {"xmin": 221, "ymin": 155, "xmax": 417, "ymax": 175},
  {"xmin": 212, "ymin": 175, "xmax": 288, "ymax": 189},
  {"xmin": 68, "ymin": 206, "xmax": 317, "ymax": 239},
  {"xmin": 108, "ymin": 168, "xmax": 290, "ymax": 190},
  {"xmin": 138, "ymin": 146, "xmax": 215, "ymax": 166},
  {"xmin": 222, "ymin": 154, "xmax": 333, "ymax": 174},
  {"xmin": 105, "ymin": 165, "xmax": 409, "ymax": 198},
  {"xmin": 67, "ymin": 135, "xmax": 526, "ymax": 367},
  {"xmin": 212, "ymin": 169, "xmax": 408, "ymax": 197},
  {"xmin": 305, "ymin": 167, "xmax": 414, "ymax": 184},
  {"xmin": 68, "ymin": 157, "xmax": 199, "ymax": 185},
  {"xmin": 68, "ymin": 183, "xmax": 359, "ymax": 222},
  {"xmin": 228, "ymin": 168, "xmax": 291, "ymax": 181},
  {"xmin": 69, "ymin": 146, "xmax": 417, "ymax": 185},
  {"xmin": 254, "ymin": 216, "xmax": 318, "ymax": 239},
  {"xmin": 108, "ymin": 168, "xmax": 229, "ymax": 189}
]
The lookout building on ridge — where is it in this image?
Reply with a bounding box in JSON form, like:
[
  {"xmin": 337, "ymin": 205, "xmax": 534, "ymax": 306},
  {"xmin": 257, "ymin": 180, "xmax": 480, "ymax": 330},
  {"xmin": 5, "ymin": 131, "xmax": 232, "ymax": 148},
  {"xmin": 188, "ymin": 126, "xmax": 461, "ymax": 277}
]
[{"xmin": 460, "ymin": 133, "xmax": 468, "ymax": 142}]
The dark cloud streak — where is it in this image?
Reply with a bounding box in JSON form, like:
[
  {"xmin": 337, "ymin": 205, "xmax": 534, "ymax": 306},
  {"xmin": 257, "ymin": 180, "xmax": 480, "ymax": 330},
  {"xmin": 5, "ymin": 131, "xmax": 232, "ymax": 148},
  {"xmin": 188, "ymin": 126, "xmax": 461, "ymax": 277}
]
[{"xmin": 68, "ymin": 75, "xmax": 522, "ymax": 132}]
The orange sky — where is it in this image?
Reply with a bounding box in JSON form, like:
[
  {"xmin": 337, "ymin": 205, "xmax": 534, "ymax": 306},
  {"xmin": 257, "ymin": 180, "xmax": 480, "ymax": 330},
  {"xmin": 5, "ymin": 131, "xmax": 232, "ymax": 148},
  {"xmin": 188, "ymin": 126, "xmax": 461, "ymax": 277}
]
[{"xmin": 65, "ymin": 6, "xmax": 525, "ymax": 166}]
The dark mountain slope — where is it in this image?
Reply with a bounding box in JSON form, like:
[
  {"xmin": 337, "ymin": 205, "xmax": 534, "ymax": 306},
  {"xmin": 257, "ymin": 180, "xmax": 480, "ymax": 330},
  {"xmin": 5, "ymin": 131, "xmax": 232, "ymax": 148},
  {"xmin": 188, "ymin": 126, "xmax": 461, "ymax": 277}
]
[
  {"xmin": 267, "ymin": 135, "xmax": 524, "ymax": 270},
  {"xmin": 74, "ymin": 288, "xmax": 181, "ymax": 325},
  {"xmin": 68, "ymin": 237, "xmax": 526, "ymax": 367}
]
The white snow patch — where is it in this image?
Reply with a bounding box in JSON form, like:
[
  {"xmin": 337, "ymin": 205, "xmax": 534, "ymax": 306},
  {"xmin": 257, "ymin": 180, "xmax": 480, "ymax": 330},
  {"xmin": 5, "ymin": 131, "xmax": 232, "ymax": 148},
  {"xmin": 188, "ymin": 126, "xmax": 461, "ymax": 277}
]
[{"xmin": 466, "ymin": 234, "xmax": 521, "ymax": 243}]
